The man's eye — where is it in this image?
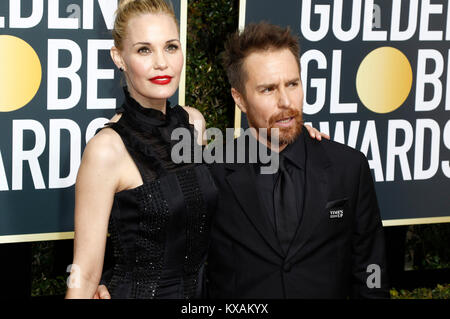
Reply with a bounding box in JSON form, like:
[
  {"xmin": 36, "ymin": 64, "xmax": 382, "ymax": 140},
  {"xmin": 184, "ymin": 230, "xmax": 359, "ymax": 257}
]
[
  {"xmin": 262, "ymin": 87, "xmax": 273, "ymax": 93},
  {"xmin": 288, "ymin": 81, "xmax": 299, "ymax": 87}
]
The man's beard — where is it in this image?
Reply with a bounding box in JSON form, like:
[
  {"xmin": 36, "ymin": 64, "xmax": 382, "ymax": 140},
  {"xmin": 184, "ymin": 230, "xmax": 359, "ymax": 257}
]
[{"xmin": 247, "ymin": 107, "xmax": 303, "ymax": 147}]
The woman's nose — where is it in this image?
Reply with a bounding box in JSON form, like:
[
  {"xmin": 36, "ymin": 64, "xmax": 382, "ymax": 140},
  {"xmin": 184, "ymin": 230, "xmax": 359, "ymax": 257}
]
[{"xmin": 153, "ymin": 51, "xmax": 168, "ymax": 70}]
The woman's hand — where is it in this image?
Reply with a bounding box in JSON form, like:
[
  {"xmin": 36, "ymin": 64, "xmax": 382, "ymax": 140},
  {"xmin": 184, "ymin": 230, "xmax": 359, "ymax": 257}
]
[
  {"xmin": 304, "ymin": 124, "xmax": 330, "ymax": 141},
  {"xmin": 94, "ymin": 285, "xmax": 111, "ymax": 299}
]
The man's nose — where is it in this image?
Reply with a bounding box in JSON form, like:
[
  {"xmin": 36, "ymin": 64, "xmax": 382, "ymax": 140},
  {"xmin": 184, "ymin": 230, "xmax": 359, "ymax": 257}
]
[{"xmin": 277, "ymin": 87, "xmax": 291, "ymax": 108}]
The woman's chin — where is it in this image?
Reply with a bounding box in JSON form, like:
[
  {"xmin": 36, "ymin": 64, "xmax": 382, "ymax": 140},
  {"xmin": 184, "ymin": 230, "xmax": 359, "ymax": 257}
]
[{"xmin": 145, "ymin": 86, "xmax": 179, "ymax": 100}]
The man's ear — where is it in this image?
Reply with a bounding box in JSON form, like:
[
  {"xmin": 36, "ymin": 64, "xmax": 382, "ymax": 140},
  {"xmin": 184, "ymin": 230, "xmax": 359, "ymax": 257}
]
[
  {"xmin": 110, "ymin": 46, "xmax": 125, "ymax": 71},
  {"xmin": 231, "ymin": 88, "xmax": 247, "ymax": 114}
]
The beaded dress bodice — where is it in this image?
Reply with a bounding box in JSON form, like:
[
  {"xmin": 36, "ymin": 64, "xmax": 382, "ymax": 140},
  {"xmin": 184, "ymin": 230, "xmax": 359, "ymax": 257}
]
[{"xmin": 102, "ymin": 89, "xmax": 217, "ymax": 299}]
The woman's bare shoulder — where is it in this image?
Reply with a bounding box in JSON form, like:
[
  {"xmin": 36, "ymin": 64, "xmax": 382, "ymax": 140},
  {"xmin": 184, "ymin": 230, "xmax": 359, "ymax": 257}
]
[
  {"xmin": 182, "ymin": 106, "xmax": 205, "ymax": 125},
  {"xmin": 82, "ymin": 125, "xmax": 125, "ymax": 169},
  {"xmin": 87, "ymin": 113, "xmax": 124, "ymax": 158},
  {"xmin": 182, "ymin": 106, "xmax": 206, "ymax": 145}
]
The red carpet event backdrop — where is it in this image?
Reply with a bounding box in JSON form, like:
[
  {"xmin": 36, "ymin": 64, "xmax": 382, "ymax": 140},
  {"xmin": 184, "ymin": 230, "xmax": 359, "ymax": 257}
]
[
  {"xmin": 0, "ymin": 0, "xmax": 185, "ymax": 242},
  {"xmin": 0, "ymin": 0, "xmax": 449, "ymax": 242},
  {"xmin": 237, "ymin": 0, "xmax": 450, "ymax": 226}
]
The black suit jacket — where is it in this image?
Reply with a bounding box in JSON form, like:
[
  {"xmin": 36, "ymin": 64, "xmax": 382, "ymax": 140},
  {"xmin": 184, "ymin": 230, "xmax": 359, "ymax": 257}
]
[{"xmin": 206, "ymin": 131, "xmax": 389, "ymax": 298}]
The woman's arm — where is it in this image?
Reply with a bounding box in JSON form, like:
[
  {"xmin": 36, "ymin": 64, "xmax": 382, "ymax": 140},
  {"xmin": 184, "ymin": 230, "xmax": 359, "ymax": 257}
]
[
  {"xmin": 65, "ymin": 131, "xmax": 122, "ymax": 299},
  {"xmin": 183, "ymin": 106, "xmax": 207, "ymax": 146}
]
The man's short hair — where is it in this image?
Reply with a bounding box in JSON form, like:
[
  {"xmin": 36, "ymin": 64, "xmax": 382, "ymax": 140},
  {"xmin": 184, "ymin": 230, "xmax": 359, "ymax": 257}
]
[{"xmin": 222, "ymin": 22, "xmax": 301, "ymax": 95}]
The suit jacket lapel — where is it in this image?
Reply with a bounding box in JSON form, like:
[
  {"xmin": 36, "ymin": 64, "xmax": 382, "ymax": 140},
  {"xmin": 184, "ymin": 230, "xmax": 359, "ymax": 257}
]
[
  {"xmin": 286, "ymin": 133, "xmax": 331, "ymax": 263},
  {"xmin": 225, "ymin": 162, "xmax": 284, "ymax": 258}
]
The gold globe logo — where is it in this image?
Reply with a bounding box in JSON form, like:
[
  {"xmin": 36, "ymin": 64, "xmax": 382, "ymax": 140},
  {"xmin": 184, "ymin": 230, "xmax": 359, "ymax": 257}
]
[
  {"xmin": 0, "ymin": 35, "xmax": 42, "ymax": 112},
  {"xmin": 356, "ymin": 47, "xmax": 413, "ymax": 114}
]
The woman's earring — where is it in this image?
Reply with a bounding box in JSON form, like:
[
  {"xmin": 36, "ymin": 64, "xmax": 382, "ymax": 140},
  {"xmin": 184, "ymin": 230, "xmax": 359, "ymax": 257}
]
[{"xmin": 119, "ymin": 67, "xmax": 124, "ymax": 72}]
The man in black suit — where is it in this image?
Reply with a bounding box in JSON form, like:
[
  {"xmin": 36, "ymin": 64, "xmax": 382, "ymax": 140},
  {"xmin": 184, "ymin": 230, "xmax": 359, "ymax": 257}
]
[
  {"xmin": 95, "ymin": 22, "xmax": 389, "ymax": 300},
  {"xmin": 205, "ymin": 22, "xmax": 389, "ymax": 298}
]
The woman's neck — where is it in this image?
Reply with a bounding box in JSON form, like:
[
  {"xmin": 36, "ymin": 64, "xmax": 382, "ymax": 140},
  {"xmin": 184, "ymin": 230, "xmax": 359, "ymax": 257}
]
[{"xmin": 128, "ymin": 87, "xmax": 167, "ymax": 114}]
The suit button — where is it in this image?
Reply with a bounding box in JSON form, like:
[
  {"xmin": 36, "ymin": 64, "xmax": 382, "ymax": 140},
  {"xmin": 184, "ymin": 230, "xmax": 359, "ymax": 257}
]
[{"xmin": 283, "ymin": 262, "xmax": 292, "ymax": 273}]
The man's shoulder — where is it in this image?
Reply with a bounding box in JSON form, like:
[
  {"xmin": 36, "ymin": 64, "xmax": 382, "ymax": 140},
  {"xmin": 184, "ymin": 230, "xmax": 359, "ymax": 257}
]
[
  {"xmin": 309, "ymin": 135, "xmax": 367, "ymax": 166},
  {"xmin": 206, "ymin": 135, "xmax": 256, "ymax": 176}
]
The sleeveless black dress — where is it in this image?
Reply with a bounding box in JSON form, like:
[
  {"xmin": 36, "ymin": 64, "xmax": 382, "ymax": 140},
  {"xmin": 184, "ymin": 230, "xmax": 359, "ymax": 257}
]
[{"xmin": 100, "ymin": 89, "xmax": 218, "ymax": 299}]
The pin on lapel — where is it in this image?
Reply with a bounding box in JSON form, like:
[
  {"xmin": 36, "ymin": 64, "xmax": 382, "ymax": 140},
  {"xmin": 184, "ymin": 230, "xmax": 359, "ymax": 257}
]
[{"xmin": 329, "ymin": 209, "xmax": 344, "ymax": 219}]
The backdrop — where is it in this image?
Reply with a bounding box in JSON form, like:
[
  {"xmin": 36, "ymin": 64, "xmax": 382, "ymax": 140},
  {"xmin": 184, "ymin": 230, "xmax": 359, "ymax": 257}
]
[
  {"xmin": 237, "ymin": 0, "xmax": 450, "ymax": 226},
  {"xmin": 0, "ymin": 0, "xmax": 187, "ymax": 243}
]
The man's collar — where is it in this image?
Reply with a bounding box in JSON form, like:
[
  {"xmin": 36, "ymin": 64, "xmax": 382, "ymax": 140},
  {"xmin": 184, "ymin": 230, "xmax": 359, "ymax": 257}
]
[
  {"xmin": 248, "ymin": 127, "xmax": 306, "ymax": 170},
  {"xmin": 280, "ymin": 129, "xmax": 306, "ymax": 170}
]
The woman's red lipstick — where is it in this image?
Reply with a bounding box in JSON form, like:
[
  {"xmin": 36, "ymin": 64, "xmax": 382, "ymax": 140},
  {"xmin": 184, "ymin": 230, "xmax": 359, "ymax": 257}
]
[{"xmin": 150, "ymin": 75, "xmax": 172, "ymax": 85}]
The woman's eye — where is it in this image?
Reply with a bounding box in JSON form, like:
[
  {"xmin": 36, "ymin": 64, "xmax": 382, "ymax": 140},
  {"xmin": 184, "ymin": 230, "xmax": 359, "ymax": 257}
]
[
  {"xmin": 138, "ymin": 47, "xmax": 150, "ymax": 54},
  {"xmin": 167, "ymin": 44, "xmax": 179, "ymax": 52}
]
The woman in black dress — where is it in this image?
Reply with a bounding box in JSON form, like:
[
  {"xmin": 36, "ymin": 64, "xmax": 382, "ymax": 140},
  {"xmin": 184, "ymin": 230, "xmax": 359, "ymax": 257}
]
[
  {"xmin": 66, "ymin": 0, "xmax": 325, "ymax": 299},
  {"xmin": 66, "ymin": 0, "xmax": 217, "ymax": 299}
]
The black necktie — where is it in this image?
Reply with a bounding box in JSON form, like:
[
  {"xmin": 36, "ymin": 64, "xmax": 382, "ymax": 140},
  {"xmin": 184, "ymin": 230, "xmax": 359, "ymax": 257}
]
[{"xmin": 273, "ymin": 155, "xmax": 298, "ymax": 255}]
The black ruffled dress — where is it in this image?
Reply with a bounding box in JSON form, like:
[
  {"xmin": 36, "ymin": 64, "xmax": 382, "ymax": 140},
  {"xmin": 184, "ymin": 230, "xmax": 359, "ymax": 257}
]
[{"xmin": 100, "ymin": 89, "xmax": 217, "ymax": 299}]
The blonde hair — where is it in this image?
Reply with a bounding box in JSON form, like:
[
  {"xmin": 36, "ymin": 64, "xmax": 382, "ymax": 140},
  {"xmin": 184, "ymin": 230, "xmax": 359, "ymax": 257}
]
[{"xmin": 113, "ymin": 0, "xmax": 178, "ymax": 50}]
